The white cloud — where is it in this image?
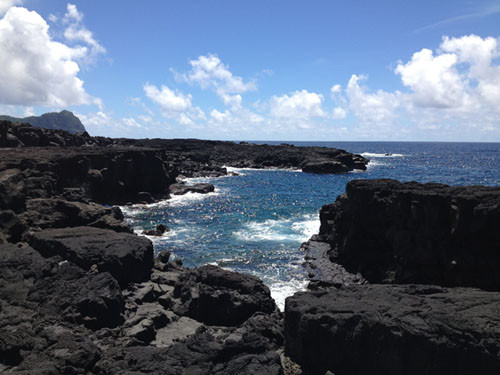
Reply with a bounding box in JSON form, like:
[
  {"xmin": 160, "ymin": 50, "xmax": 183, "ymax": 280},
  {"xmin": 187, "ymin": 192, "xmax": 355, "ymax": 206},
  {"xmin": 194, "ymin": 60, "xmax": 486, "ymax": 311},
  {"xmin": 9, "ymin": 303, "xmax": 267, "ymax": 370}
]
[
  {"xmin": 0, "ymin": 6, "xmax": 92, "ymax": 107},
  {"xmin": 329, "ymin": 34, "xmax": 500, "ymax": 140},
  {"xmin": 0, "ymin": 0, "xmax": 22, "ymax": 15},
  {"xmin": 331, "ymin": 84, "xmax": 342, "ymax": 94},
  {"xmin": 440, "ymin": 35, "xmax": 500, "ymax": 107},
  {"xmin": 180, "ymin": 54, "xmax": 256, "ymax": 106},
  {"xmin": 332, "ymin": 107, "xmax": 346, "ymax": 119},
  {"xmin": 122, "ymin": 117, "xmax": 143, "ymax": 128},
  {"xmin": 270, "ymin": 90, "xmax": 326, "ymax": 119},
  {"xmin": 78, "ymin": 111, "xmax": 151, "ymax": 137},
  {"xmin": 346, "ymin": 74, "xmax": 401, "ymax": 123},
  {"xmin": 221, "ymin": 93, "xmax": 242, "ymax": 109},
  {"xmin": 64, "ymin": 3, "xmax": 82, "ymax": 23},
  {"xmin": 210, "ymin": 109, "xmax": 230, "ymax": 123},
  {"xmin": 395, "ymin": 48, "xmax": 468, "ymax": 108},
  {"xmin": 144, "ymin": 83, "xmax": 205, "ymax": 126},
  {"xmin": 62, "ymin": 3, "xmax": 105, "ymax": 63},
  {"xmin": 144, "ymin": 84, "xmax": 192, "ymax": 113}
]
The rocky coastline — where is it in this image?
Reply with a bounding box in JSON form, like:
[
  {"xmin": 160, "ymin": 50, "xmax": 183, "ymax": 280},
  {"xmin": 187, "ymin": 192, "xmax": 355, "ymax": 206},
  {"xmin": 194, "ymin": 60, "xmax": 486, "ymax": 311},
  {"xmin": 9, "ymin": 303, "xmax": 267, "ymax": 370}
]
[
  {"xmin": 288, "ymin": 179, "xmax": 500, "ymax": 374},
  {"xmin": 1, "ymin": 121, "xmax": 499, "ymax": 374},
  {"xmin": 0, "ymin": 121, "xmax": 364, "ymax": 374}
]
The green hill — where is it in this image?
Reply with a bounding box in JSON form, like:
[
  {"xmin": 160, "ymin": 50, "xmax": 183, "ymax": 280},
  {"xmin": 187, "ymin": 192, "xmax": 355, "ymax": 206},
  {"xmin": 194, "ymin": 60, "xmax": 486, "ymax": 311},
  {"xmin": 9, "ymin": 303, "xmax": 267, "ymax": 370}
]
[{"xmin": 0, "ymin": 110, "xmax": 86, "ymax": 134}]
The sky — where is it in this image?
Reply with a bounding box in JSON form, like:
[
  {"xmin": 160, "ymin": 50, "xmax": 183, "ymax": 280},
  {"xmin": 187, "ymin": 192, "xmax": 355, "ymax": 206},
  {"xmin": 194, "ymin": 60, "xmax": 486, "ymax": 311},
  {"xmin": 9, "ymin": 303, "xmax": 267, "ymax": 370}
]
[{"xmin": 0, "ymin": 0, "xmax": 499, "ymax": 141}]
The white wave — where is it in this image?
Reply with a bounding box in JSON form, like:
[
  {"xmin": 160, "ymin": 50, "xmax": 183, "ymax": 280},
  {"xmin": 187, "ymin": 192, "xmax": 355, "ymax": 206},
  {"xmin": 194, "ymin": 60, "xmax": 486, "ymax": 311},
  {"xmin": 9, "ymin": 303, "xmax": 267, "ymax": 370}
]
[
  {"xmin": 269, "ymin": 277, "xmax": 309, "ymax": 311},
  {"xmin": 121, "ymin": 190, "xmax": 220, "ymax": 215},
  {"xmin": 168, "ymin": 191, "xmax": 220, "ymax": 207},
  {"xmin": 366, "ymin": 159, "xmax": 386, "ymax": 169},
  {"xmin": 361, "ymin": 152, "xmax": 404, "ymax": 158},
  {"xmin": 224, "ymin": 166, "xmax": 301, "ymax": 173},
  {"xmin": 233, "ymin": 214, "xmax": 319, "ymax": 243}
]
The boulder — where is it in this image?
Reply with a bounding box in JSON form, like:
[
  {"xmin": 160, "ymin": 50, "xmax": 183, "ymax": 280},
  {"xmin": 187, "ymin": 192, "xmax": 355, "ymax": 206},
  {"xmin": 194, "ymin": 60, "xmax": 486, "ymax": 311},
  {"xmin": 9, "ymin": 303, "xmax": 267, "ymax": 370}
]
[
  {"xmin": 285, "ymin": 284, "xmax": 500, "ymax": 375},
  {"xmin": 173, "ymin": 265, "xmax": 277, "ymax": 326},
  {"xmin": 311, "ymin": 179, "xmax": 500, "ymax": 290},
  {"xmin": 27, "ymin": 227, "xmax": 154, "ymax": 287},
  {"xmin": 22, "ymin": 198, "xmax": 131, "ymax": 233},
  {"xmin": 302, "ymin": 160, "xmax": 349, "ymax": 174},
  {"xmin": 142, "ymin": 224, "xmax": 169, "ymax": 236},
  {"xmin": 0, "ymin": 169, "xmax": 26, "ymax": 212},
  {"xmin": 169, "ymin": 182, "xmax": 215, "ymax": 195}
]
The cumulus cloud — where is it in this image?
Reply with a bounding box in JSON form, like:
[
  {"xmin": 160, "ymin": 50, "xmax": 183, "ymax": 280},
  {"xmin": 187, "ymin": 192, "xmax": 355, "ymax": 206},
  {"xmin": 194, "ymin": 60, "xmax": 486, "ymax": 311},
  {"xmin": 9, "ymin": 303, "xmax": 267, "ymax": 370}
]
[
  {"xmin": 144, "ymin": 84, "xmax": 192, "ymax": 113},
  {"xmin": 332, "ymin": 34, "xmax": 500, "ymax": 139},
  {"xmin": 179, "ymin": 54, "xmax": 256, "ymax": 106},
  {"xmin": 440, "ymin": 35, "xmax": 500, "ymax": 107},
  {"xmin": 395, "ymin": 49, "xmax": 468, "ymax": 108},
  {"xmin": 0, "ymin": 6, "xmax": 92, "ymax": 107},
  {"xmin": 144, "ymin": 83, "xmax": 205, "ymax": 125},
  {"xmin": 0, "ymin": 0, "xmax": 22, "ymax": 15},
  {"xmin": 62, "ymin": 3, "xmax": 105, "ymax": 63},
  {"xmin": 332, "ymin": 107, "xmax": 347, "ymax": 119},
  {"xmin": 346, "ymin": 75, "xmax": 401, "ymax": 123},
  {"xmin": 270, "ymin": 90, "xmax": 326, "ymax": 119}
]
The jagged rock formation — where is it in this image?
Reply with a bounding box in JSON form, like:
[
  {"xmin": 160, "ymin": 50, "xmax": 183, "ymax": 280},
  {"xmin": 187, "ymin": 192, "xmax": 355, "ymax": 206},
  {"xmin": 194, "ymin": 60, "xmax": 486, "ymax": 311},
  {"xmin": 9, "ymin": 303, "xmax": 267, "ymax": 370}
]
[
  {"xmin": 0, "ymin": 239, "xmax": 284, "ymax": 373},
  {"xmin": 285, "ymin": 284, "xmax": 500, "ymax": 375},
  {"xmin": 0, "ymin": 120, "xmax": 369, "ymax": 177},
  {"xmin": 305, "ymin": 179, "xmax": 500, "ymax": 290},
  {"xmin": 0, "ymin": 110, "xmax": 86, "ymax": 134},
  {"xmin": 0, "ymin": 120, "xmax": 323, "ymax": 373},
  {"xmin": 285, "ymin": 179, "xmax": 500, "ymax": 374}
]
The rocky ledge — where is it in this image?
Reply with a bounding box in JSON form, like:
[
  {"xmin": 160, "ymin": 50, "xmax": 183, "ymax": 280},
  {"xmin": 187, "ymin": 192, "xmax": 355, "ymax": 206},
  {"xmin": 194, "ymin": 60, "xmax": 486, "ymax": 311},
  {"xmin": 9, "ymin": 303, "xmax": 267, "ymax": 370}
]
[
  {"xmin": 1, "ymin": 120, "xmax": 368, "ymax": 179},
  {"xmin": 1, "ymin": 207, "xmax": 284, "ymax": 373},
  {"xmin": 304, "ymin": 179, "xmax": 500, "ymax": 289},
  {"xmin": 284, "ymin": 179, "xmax": 500, "ymax": 374}
]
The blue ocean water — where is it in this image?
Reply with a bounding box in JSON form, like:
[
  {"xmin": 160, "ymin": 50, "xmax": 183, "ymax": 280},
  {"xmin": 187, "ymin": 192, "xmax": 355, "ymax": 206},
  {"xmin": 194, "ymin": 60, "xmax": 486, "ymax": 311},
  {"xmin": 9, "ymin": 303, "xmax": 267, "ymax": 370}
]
[{"xmin": 122, "ymin": 142, "xmax": 500, "ymax": 309}]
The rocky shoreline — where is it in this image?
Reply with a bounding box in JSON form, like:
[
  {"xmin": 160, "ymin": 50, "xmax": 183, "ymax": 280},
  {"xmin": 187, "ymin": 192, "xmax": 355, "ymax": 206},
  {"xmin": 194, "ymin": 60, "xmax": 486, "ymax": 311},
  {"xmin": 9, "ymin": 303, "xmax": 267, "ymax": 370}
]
[
  {"xmin": 289, "ymin": 179, "xmax": 500, "ymax": 374},
  {"xmin": 0, "ymin": 121, "xmax": 365, "ymax": 374},
  {"xmin": 1, "ymin": 121, "xmax": 499, "ymax": 374}
]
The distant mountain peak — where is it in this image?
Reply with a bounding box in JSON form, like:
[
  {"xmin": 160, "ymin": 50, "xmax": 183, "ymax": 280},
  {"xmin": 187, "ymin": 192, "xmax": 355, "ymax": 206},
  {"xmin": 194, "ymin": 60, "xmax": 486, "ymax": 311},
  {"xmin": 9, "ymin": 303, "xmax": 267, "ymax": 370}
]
[{"xmin": 0, "ymin": 110, "xmax": 86, "ymax": 134}]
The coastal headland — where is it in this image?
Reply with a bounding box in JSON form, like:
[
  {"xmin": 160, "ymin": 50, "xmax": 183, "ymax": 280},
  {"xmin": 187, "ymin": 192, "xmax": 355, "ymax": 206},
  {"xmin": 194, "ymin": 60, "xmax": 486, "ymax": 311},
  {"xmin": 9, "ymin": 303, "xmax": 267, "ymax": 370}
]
[{"xmin": 1, "ymin": 121, "xmax": 499, "ymax": 374}]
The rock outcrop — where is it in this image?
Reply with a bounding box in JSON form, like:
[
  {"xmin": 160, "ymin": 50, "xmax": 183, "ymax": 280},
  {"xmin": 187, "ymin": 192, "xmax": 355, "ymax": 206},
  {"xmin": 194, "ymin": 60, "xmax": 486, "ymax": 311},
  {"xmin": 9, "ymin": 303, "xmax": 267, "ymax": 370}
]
[
  {"xmin": 27, "ymin": 227, "xmax": 154, "ymax": 287},
  {"xmin": 285, "ymin": 178, "xmax": 500, "ymax": 374},
  {"xmin": 0, "ymin": 120, "xmax": 369, "ymax": 180},
  {"xmin": 305, "ymin": 179, "xmax": 500, "ymax": 290},
  {"xmin": 172, "ymin": 265, "xmax": 277, "ymax": 326},
  {"xmin": 285, "ymin": 284, "xmax": 500, "ymax": 375},
  {"xmin": 1, "ymin": 232, "xmax": 284, "ymax": 373}
]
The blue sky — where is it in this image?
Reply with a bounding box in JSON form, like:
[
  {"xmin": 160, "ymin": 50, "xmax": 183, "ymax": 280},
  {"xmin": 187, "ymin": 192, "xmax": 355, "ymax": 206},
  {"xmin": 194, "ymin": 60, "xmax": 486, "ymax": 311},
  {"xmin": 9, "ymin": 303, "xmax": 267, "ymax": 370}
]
[{"xmin": 0, "ymin": 0, "xmax": 499, "ymax": 141}]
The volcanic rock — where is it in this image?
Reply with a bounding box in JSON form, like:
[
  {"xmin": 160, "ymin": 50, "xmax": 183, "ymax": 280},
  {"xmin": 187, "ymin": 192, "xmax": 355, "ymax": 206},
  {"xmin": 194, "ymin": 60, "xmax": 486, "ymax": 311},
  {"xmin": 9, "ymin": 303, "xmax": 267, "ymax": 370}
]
[
  {"xmin": 169, "ymin": 182, "xmax": 215, "ymax": 195},
  {"xmin": 307, "ymin": 178, "xmax": 500, "ymax": 290},
  {"xmin": 173, "ymin": 265, "xmax": 277, "ymax": 326},
  {"xmin": 142, "ymin": 224, "xmax": 169, "ymax": 236},
  {"xmin": 285, "ymin": 284, "xmax": 500, "ymax": 375},
  {"xmin": 27, "ymin": 227, "xmax": 154, "ymax": 287}
]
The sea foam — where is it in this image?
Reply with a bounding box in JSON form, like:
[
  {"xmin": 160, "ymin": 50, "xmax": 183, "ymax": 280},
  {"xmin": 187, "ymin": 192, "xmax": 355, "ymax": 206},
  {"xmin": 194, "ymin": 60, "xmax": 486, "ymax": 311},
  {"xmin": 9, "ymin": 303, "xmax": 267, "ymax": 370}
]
[
  {"xmin": 233, "ymin": 214, "xmax": 319, "ymax": 243},
  {"xmin": 362, "ymin": 152, "xmax": 404, "ymax": 158}
]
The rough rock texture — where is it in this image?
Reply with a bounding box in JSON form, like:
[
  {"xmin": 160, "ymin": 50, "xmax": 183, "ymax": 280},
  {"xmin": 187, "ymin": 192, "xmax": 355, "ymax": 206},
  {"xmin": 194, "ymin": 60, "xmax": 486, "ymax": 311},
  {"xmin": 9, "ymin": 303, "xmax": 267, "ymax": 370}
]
[
  {"xmin": 0, "ymin": 146, "xmax": 172, "ymax": 207},
  {"xmin": 0, "ymin": 242, "xmax": 124, "ymax": 371},
  {"xmin": 172, "ymin": 265, "xmax": 278, "ymax": 326},
  {"xmin": 306, "ymin": 178, "xmax": 500, "ymax": 290},
  {"xmin": 22, "ymin": 198, "xmax": 131, "ymax": 233},
  {"xmin": 285, "ymin": 284, "xmax": 500, "ymax": 375},
  {"xmin": 0, "ymin": 121, "xmax": 368, "ymax": 182},
  {"xmin": 289, "ymin": 178, "xmax": 500, "ymax": 374},
  {"xmin": 169, "ymin": 182, "xmax": 215, "ymax": 195},
  {"xmin": 1, "ymin": 237, "xmax": 285, "ymax": 374},
  {"xmin": 27, "ymin": 227, "xmax": 154, "ymax": 287}
]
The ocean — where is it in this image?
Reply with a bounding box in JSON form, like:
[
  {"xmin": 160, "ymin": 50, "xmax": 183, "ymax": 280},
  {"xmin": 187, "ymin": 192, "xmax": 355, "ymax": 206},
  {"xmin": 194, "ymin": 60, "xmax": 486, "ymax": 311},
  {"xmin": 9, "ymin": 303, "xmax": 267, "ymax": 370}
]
[{"xmin": 122, "ymin": 142, "xmax": 500, "ymax": 309}]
